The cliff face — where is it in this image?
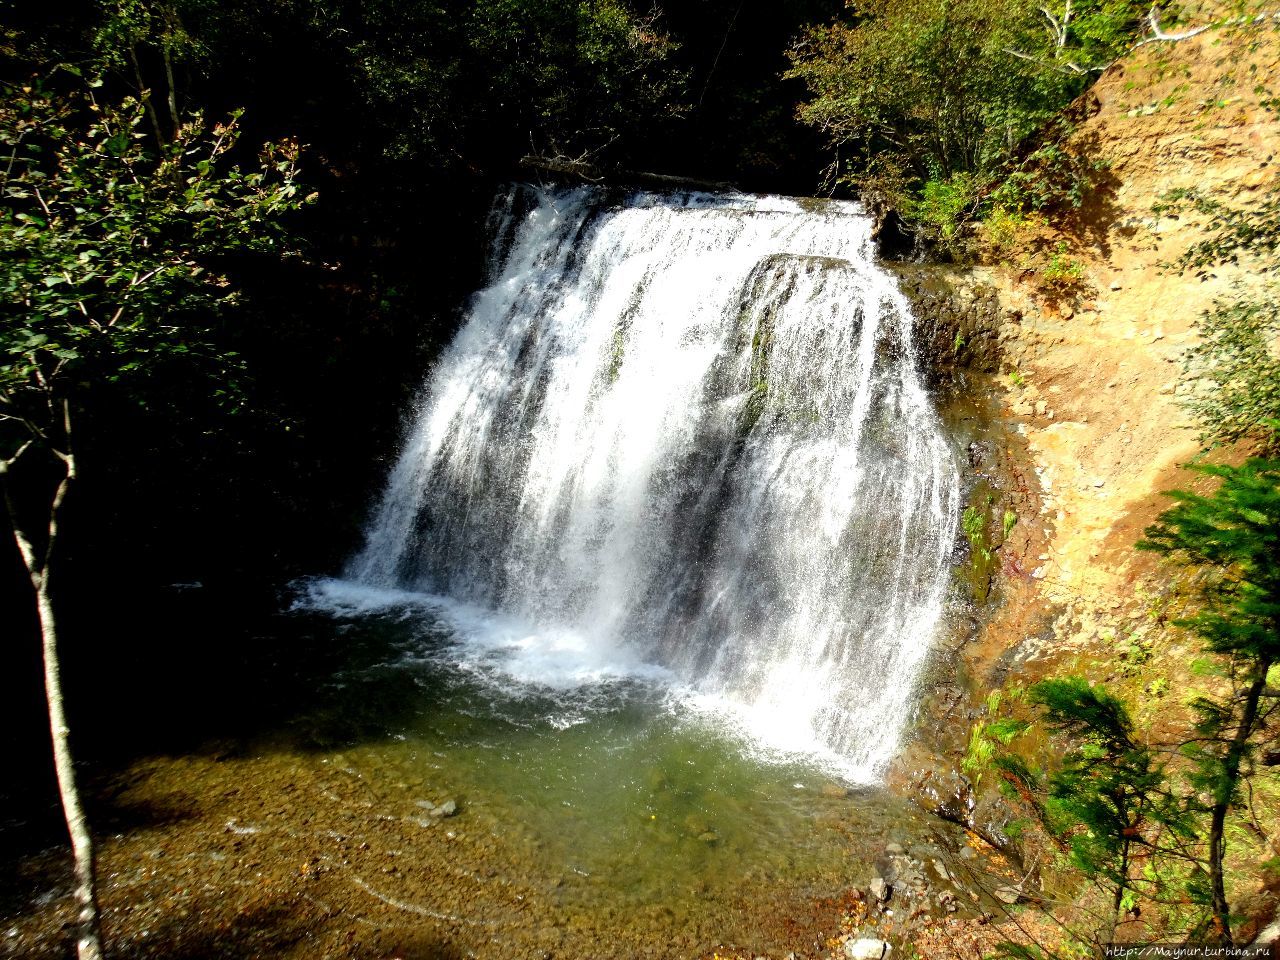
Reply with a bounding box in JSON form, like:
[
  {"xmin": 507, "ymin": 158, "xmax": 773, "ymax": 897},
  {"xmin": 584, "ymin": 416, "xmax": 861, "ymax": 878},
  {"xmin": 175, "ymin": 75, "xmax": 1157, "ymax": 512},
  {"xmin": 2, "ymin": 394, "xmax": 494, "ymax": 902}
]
[
  {"xmin": 888, "ymin": 17, "xmax": 1280, "ymax": 937},
  {"xmin": 982, "ymin": 20, "xmax": 1279, "ymax": 642}
]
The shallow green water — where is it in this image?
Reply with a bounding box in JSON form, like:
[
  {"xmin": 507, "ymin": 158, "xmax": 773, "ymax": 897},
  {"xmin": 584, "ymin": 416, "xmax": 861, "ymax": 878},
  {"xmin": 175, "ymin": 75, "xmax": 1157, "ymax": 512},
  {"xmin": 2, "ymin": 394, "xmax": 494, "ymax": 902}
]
[
  {"xmin": 238, "ymin": 589, "xmax": 956, "ymax": 950},
  {"xmin": 1, "ymin": 581, "xmax": 979, "ymax": 960}
]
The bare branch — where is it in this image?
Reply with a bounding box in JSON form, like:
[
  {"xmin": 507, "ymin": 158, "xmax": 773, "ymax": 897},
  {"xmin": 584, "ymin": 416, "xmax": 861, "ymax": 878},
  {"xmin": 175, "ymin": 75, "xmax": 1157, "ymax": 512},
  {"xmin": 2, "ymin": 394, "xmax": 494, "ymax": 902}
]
[
  {"xmin": 32, "ymin": 184, "xmax": 53, "ymax": 220},
  {"xmin": 1039, "ymin": 6, "xmax": 1066, "ymax": 47},
  {"xmin": 40, "ymin": 400, "xmax": 76, "ymax": 574},
  {"xmin": 0, "ymin": 438, "xmax": 33, "ymax": 472},
  {"xmin": 1002, "ymin": 46, "xmax": 1099, "ymax": 75},
  {"xmin": 1132, "ymin": 5, "xmax": 1212, "ymax": 47},
  {"xmin": 1, "ymin": 466, "xmax": 42, "ymax": 578}
]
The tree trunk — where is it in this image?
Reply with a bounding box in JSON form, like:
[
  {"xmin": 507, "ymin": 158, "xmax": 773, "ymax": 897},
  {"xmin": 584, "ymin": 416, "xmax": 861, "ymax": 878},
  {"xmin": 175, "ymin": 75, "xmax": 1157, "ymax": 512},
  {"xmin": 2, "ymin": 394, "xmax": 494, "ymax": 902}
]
[
  {"xmin": 1208, "ymin": 801, "xmax": 1231, "ymax": 944},
  {"xmin": 36, "ymin": 566, "xmax": 104, "ymax": 960},
  {"xmin": 3, "ymin": 447, "xmax": 104, "ymax": 960},
  {"xmin": 1208, "ymin": 658, "xmax": 1273, "ymax": 946},
  {"xmin": 129, "ymin": 45, "xmax": 167, "ymax": 147}
]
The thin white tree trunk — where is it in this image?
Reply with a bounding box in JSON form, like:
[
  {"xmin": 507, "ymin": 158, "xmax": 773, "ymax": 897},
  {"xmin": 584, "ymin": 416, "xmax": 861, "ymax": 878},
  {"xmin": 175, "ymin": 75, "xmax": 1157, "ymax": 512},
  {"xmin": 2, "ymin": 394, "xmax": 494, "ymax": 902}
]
[
  {"xmin": 36, "ymin": 567, "xmax": 104, "ymax": 960},
  {"xmin": 3, "ymin": 434, "xmax": 104, "ymax": 960}
]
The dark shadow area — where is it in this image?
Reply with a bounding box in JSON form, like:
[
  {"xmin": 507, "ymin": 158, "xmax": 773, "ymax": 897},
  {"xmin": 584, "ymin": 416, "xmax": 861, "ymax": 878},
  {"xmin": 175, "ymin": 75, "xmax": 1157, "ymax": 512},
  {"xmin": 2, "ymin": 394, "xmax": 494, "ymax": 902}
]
[
  {"xmin": 1056, "ymin": 128, "xmax": 1126, "ymax": 259},
  {"xmin": 93, "ymin": 790, "xmax": 203, "ymax": 838},
  {"xmin": 61, "ymin": 581, "xmax": 439, "ymax": 763},
  {"xmin": 0, "ymin": 845, "xmax": 67, "ymax": 934}
]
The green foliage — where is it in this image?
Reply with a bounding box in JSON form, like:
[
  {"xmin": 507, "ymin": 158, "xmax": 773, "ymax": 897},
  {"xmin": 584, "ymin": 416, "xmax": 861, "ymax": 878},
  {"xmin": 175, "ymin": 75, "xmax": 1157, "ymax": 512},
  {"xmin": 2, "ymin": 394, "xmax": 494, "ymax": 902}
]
[
  {"xmin": 789, "ymin": 0, "xmax": 1068, "ymax": 181},
  {"xmin": 1182, "ymin": 293, "xmax": 1280, "ymax": 450},
  {"xmin": 904, "ymin": 172, "xmax": 984, "ymax": 255},
  {"xmin": 1138, "ymin": 453, "xmax": 1280, "ymax": 942},
  {"xmin": 1040, "ymin": 241, "xmax": 1086, "ymax": 295},
  {"xmin": 1138, "ymin": 457, "xmax": 1280, "ymax": 641},
  {"xmin": 1172, "ymin": 188, "xmax": 1280, "ymax": 275},
  {"xmin": 788, "ymin": 0, "xmax": 1146, "ymax": 240},
  {"xmin": 991, "ymin": 140, "xmax": 1111, "ymax": 214},
  {"xmin": 984, "ymin": 204, "xmax": 1039, "ymax": 254},
  {"xmin": 963, "ymin": 690, "xmax": 1030, "ymax": 785},
  {"xmin": 1159, "ymin": 187, "xmax": 1280, "ymax": 451},
  {"xmin": 981, "ymin": 678, "xmax": 1202, "ymax": 951},
  {"xmin": 0, "ymin": 75, "xmax": 307, "ymax": 463},
  {"xmin": 303, "ymin": 0, "xmax": 684, "ymax": 169},
  {"xmin": 962, "ymin": 504, "xmax": 991, "ymax": 560},
  {"xmin": 1028, "ymin": 680, "xmax": 1183, "ymax": 897},
  {"xmin": 1115, "ymin": 631, "xmax": 1152, "ymax": 675},
  {"xmin": 81, "ymin": 0, "xmax": 685, "ymax": 173}
]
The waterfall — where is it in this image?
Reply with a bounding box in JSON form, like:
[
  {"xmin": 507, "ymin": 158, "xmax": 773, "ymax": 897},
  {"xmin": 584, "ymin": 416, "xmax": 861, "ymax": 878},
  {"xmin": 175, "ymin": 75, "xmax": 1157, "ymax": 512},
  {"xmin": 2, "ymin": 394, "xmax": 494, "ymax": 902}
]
[{"xmin": 346, "ymin": 185, "xmax": 960, "ymax": 780}]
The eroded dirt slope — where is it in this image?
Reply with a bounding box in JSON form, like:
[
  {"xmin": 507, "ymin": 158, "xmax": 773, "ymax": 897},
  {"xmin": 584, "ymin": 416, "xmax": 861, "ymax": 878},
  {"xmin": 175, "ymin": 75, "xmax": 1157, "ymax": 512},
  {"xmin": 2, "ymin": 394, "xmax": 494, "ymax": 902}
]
[{"xmin": 970, "ymin": 18, "xmax": 1278, "ymax": 687}]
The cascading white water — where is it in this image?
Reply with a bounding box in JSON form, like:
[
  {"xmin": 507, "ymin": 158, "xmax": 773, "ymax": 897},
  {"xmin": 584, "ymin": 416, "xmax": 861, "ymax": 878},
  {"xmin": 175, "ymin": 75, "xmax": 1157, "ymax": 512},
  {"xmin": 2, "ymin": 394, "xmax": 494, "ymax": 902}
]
[{"xmin": 345, "ymin": 184, "xmax": 960, "ymax": 780}]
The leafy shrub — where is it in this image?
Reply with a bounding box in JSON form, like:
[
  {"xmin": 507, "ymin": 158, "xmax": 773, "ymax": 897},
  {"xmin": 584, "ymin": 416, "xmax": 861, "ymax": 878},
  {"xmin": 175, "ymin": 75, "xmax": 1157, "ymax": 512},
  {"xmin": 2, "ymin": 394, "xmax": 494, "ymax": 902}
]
[
  {"xmin": 788, "ymin": 0, "xmax": 1147, "ymax": 237},
  {"xmin": 1160, "ymin": 187, "xmax": 1280, "ymax": 450},
  {"xmin": 1183, "ymin": 291, "xmax": 1280, "ymax": 450},
  {"xmin": 904, "ymin": 172, "xmax": 985, "ymax": 256},
  {"xmin": 983, "ymin": 204, "xmax": 1039, "ymax": 254},
  {"xmin": 1040, "ymin": 241, "xmax": 1087, "ymax": 295},
  {"xmin": 991, "ymin": 140, "xmax": 1111, "ymax": 214}
]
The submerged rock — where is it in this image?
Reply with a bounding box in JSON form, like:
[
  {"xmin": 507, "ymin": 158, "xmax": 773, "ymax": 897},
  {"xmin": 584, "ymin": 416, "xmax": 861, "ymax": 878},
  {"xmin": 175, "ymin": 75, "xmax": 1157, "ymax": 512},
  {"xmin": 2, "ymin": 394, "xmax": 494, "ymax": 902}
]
[
  {"xmin": 416, "ymin": 798, "xmax": 459, "ymax": 818},
  {"xmin": 435, "ymin": 799, "xmax": 459, "ymax": 818}
]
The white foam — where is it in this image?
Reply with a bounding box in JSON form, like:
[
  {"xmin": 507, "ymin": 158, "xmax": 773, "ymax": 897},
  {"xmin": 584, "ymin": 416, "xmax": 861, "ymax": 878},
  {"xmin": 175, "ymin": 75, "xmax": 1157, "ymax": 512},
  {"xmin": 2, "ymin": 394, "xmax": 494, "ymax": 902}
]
[
  {"xmin": 299, "ymin": 577, "xmax": 673, "ymax": 694},
  {"xmin": 668, "ymin": 688, "xmax": 884, "ymax": 785},
  {"xmin": 300, "ymin": 578, "xmax": 878, "ymax": 782},
  {"xmin": 337, "ymin": 185, "xmax": 959, "ymax": 780}
]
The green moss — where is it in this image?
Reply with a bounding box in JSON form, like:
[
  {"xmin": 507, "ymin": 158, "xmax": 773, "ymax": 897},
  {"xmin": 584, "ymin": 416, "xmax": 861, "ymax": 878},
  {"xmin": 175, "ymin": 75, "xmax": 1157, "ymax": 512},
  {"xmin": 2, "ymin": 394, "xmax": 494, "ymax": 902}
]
[
  {"xmin": 740, "ymin": 381, "xmax": 768, "ymax": 435},
  {"xmin": 606, "ymin": 321, "xmax": 630, "ymax": 383},
  {"xmin": 959, "ymin": 483, "xmax": 1000, "ymax": 603}
]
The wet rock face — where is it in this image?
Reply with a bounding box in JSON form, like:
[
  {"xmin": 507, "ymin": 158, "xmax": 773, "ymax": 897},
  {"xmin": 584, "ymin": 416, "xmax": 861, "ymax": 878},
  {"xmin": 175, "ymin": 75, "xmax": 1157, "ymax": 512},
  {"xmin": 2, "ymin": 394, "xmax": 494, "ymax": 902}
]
[
  {"xmin": 834, "ymin": 835, "xmax": 1020, "ymax": 958},
  {"xmin": 869, "ymin": 840, "xmax": 977, "ymax": 922},
  {"xmin": 886, "ymin": 264, "xmax": 1010, "ymax": 383},
  {"xmin": 872, "ymin": 206, "xmax": 916, "ymax": 261}
]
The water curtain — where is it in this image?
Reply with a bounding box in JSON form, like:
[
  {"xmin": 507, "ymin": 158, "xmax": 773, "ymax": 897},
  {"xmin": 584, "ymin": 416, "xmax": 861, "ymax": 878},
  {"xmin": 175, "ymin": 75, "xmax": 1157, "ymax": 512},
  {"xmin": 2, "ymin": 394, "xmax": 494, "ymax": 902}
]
[{"xmin": 351, "ymin": 186, "xmax": 959, "ymax": 778}]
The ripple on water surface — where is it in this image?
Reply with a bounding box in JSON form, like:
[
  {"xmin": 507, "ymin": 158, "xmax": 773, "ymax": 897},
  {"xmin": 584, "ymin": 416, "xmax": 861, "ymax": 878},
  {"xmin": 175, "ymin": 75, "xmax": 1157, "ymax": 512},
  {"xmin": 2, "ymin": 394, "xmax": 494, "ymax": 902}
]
[
  {"xmin": 0, "ymin": 582, "xmax": 969, "ymax": 960},
  {"xmin": 227, "ymin": 579, "xmax": 949, "ymax": 955}
]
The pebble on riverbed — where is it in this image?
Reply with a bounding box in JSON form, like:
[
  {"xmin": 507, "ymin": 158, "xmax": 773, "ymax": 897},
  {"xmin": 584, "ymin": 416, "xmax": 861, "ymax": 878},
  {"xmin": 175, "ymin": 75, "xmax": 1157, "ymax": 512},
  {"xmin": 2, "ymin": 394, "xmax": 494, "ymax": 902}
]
[{"xmin": 869, "ymin": 876, "xmax": 892, "ymax": 903}]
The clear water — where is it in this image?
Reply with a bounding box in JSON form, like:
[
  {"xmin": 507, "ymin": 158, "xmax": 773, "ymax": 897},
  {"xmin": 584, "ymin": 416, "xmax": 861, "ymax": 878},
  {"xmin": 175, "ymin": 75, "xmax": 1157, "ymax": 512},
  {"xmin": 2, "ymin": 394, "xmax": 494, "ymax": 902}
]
[{"xmin": 255, "ymin": 588, "xmax": 959, "ymax": 957}]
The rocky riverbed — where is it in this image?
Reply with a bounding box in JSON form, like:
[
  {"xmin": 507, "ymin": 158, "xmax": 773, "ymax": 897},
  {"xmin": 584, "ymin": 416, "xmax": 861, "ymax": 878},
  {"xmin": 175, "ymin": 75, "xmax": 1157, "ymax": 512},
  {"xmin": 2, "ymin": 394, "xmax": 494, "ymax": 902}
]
[{"xmin": 1, "ymin": 737, "xmax": 1022, "ymax": 960}]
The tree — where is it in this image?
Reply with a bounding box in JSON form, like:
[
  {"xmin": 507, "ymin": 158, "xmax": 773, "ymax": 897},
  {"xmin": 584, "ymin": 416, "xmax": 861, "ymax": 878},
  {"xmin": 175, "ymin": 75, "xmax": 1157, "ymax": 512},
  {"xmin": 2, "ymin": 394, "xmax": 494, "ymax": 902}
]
[
  {"xmin": 787, "ymin": 0, "xmax": 1046, "ymax": 183},
  {"xmin": 92, "ymin": 0, "xmax": 206, "ymax": 147},
  {"xmin": 966, "ymin": 680, "xmax": 1196, "ymax": 956},
  {"xmin": 785, "ymin": 0, "xmax": 1147, "ymax": 243},
  {"xmin": 1138, "ymin": 453, "xmax": 1280, "ymax": 943},
  {"xmin": 269, "ymin": 0, "xmax": 685, "ymax": 174},
  {"xmin": 1162, "ymin": 187, "xmax": 1280, "ymax": 452},
  {"xmin": 0, "ymin": 76, "xmax": 307, "ymax": 959}
]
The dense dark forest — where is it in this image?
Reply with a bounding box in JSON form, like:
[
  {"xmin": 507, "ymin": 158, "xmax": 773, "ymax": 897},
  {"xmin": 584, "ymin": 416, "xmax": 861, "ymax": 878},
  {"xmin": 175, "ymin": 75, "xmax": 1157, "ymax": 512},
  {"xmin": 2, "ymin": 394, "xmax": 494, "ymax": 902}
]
[
  {"xmin": 4, "ymin": 0, "xmax": 841, "ymax": 578},
  {"xmin": 1, "ymin": 0, "xmax": 846, "ymax": 860}
]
